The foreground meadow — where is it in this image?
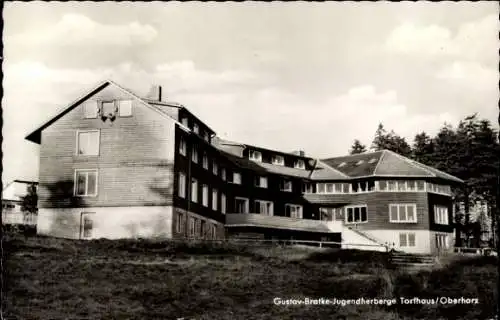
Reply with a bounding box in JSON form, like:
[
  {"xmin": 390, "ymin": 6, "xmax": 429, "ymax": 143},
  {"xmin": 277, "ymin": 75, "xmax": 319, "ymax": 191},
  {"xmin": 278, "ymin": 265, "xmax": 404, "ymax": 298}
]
[{"xmin": 3, "ymin": 236, "xmax": 498, "ymax": 320}]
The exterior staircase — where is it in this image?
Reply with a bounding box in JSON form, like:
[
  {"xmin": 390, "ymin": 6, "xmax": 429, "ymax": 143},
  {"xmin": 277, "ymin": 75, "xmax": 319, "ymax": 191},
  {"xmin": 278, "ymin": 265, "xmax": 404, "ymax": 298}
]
[{"xmin": 390, "ymin": 252, "xmax": 437, "ymax": 270}]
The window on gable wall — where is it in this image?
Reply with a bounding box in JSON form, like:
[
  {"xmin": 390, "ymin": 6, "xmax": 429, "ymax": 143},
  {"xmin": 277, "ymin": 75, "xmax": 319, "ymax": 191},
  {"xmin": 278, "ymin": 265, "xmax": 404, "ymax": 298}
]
[
  {"xmin": 84, "ymin": 101, "xmax": 98, "ymax": 118},
  {"xmin": 119, "ymin": 100, "xmax": 132, "ymax": 117},
  {"xmin": 77, "ymin": 131, "xmax": 100, "ymax": 156}
]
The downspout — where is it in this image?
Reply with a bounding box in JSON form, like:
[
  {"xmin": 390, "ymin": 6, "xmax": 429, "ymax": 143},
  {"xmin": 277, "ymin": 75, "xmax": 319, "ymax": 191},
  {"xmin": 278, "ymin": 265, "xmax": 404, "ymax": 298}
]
[{"xmin": 187, "ymin": 132, "xmax": 192, "ymax": 239}]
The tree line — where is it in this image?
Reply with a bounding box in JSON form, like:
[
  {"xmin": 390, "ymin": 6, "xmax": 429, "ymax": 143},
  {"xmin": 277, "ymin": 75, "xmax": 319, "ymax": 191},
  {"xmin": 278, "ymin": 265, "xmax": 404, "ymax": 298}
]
[{"xmin": 349, "ymin": 113, "xmax": 499, "ymax": 248}]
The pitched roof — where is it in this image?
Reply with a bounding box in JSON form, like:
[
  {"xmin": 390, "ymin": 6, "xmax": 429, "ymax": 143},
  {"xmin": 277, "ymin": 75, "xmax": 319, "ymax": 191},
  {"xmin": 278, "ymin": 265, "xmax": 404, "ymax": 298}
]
[{"xmin": 321, "ymin": 150, "xmax": 463, "ymax": 183}]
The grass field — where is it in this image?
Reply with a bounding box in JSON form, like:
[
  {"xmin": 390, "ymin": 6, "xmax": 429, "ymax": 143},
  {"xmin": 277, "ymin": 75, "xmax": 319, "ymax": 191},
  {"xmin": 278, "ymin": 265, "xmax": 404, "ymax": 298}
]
[{"xmin": 3, "ymin": 235, "xmax": 498, "ymax": 320}]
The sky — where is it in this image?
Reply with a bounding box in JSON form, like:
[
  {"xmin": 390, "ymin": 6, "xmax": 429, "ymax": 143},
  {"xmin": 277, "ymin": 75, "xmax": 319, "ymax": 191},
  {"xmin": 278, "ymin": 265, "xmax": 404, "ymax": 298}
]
[{"xmin": 2, "ymin": 2, "xmax": 499, "ymax": 185}]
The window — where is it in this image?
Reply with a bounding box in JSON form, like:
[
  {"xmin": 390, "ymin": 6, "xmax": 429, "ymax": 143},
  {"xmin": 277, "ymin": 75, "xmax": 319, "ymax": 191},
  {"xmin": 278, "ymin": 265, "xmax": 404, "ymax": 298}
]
[
  {"xmin": 379, "ymin": 180, "xmax": 387, "ymax": 191},
  {"xmin": 75, "ymin": 170, "xmax": 98, "ymax": 197},
  {"xmin": 212, "ymin": 161, "xmax": 218, "ymax": 175},
  {"xmin": 317, "ymin": 183, "xmax": 326, "ymax": 194},
  {"xmin": 221, "ymin": 193, "xmax": 226, "ymax": 214},
  {"xmin": 119, "ymin": 100, "xmax": 132, "ymax": 117},
  {"xmin": 235, "ymin": 197, "xmax": 249, "ymax": 213},
  {"xmin": 176, "ymin": 213, "xmax": 184, "ymax": 234},
  {"xmin": 399, "ymin": 233, "xmax": 416, "ymax": 247},
  {"xmin": 202, "ymin": 184, "xmax": 209, "ymax": 207},
  {"xmin": 178, "ymin": 172, "xmax": 186, "ymax": 198},
  {"xmin": 179, "ymin": 138, "xmax": 187, "ymax": 156},
  {"xmin": 102, "ymin": 101, "xmax": 116, "ymax": 116},
  {"xmin": 294, "ymin": 159, "xmax": 305, "ymax": 169},
  {"xmin": 436, "ymin": 234, "xmax": 448, "ymax": 249},
  {"xmin": 389, "ymin": 204, "xmax": 417, "ymax": 223},
  {"xmin": 285, "ymin": 204, "xmax": 303, "ymax": 219},
  {"xmin": 397, "ymin": 181, "xmax": 406, "ymax": 191},
  {"xmin": 192, "ymin": 145, "xmax": 198, "ymax": 163},
  {"xmin": 255, "ymin": 200, "xmax": 273, "ymax": 216},
  {"xmin": 233, "ymin": 172, "xmax": 241, "ymax": 184},
  {"xmin": 81, "ymin": 214, "xmax": 94, "ymax": 239},
  {"xmin": 202, "ymin": 153, "xmax": 209, "ymax": 169},
  {"xmin": 212, "ymin": 189, "xmax": 218, "ymax": 211},
  {"xmin": 281, "ymin": 179, "xmax": 292, "ymax": 192},
  {"xmin": 193, "ymin": 123, "xmax": 199, "ymax": 134},
  {"xmin": 334, "ymin": 183, "xmax": 343, "ymax": 193},
  {"xmin": 302, "ymin": 183, "xmax": 313, "ymax": 194},
  {"xmin": 387, "ymin": 180, "xmax": 397, "ymax": 191},
  {"xmin": 77, "ymin": 130, "xmax": 100, "ymax": 156},
  {"xmin": 416, "ymin": 181, "xmax": 425, "ymax": 191},
  {"xmin": 191, "ymin": 179, "xmax": 198, "ymax": 203},
  {"xmin": 249, "ymin": 150, "xmax": 262, "ymax": 162},
  {"xmin": 345, "ymin": 205, "xmax": 368, "ymax": 224},
  {"xmin": 407, "ymin": 180, "xmax": 416, "ymax": 191},
  {"xmin": 84, "ymin": 101, "xmax": 98, "ymax": 118},
  {"xmin": 255, "ymin": 176, "xmax": 268, "ymax": 188},
  {"xmin": 181, "ymin": 117, "xmax": 189, "ymax": 127},
  {"xmin": 272, "ymin": 155, "xmax": 285, "ymax": 166},
  {"xmin": 189, "ymin": 217, "xmax": 195, "ymax": 238},
  {"xmin": 326, "ymin": 183, "xmax": 334, "ymax": 193},
  {"xmin": 434, "ymin": 205, "xmax": 449, "ymax": 225},
  {"xmin": 319, "ymin": 207, "xmax": 339, "ymax": 221},
  {"xmin": 211, "ymin": 224, "xmax": 217, "ymax": 240},
  {"xmin": 200, "ymin": 220, "xmax": 206, "ymax": 239},
  {"xmin": 204, "ymin": 132, "xmax": 210, "ymax": 142},
  {"xmin": 221, "ymin": 168, "xmax": 227, "ymax": 181}
]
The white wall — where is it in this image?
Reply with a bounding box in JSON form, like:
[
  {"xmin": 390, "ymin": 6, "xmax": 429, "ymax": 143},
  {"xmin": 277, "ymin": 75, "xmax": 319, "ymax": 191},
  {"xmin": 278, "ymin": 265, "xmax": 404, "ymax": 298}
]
[
  {"xmin": 37, "ymin": 206, "xmax": 173, "ymax": 239},
  {"xmin": 363, "ymin": 229, "xmax": 434, "ymax": 254}
]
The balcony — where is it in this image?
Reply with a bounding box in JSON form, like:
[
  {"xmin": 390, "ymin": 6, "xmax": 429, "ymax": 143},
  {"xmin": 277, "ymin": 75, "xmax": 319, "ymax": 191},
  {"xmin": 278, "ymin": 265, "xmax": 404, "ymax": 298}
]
[{"xmin": 225, "ymin": 213, "xmax": 342, "ymax": 233}]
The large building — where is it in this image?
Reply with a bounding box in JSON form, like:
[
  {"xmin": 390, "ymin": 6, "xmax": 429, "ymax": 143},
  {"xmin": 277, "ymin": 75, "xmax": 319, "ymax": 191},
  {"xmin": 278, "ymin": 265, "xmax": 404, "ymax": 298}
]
[{"xmin": 25, "ymin": 80, "xmax": 463, "ymax": 254}]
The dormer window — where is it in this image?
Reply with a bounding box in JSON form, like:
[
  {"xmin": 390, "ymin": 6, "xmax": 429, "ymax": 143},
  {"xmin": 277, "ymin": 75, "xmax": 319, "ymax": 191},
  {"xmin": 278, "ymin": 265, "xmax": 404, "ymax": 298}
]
[
  {"xmin": 193, "ymin": 123, "xmax": 199, "ymax": 134},
  {"xmin": 356, "ymin": 160, "xmax": 364, "ymax": 166},
  {"xmin": 181, "ymin": 117, "xmax": 189, "ymax": 127},
  {"xmin": 338, "ymin": 162, "xmax": 346, "ymax": 168},
  {"xmin": 204, "ymin": 132, "xmax": 210, "ymax": 142},
  {"xmin": 294, "ymin": 159, "xmax": 305, "ymax": 169},
  {"xmin": 249, "ymin": 150, "xmax": 262, "ymax": 162},
  {"xmin": 272, "ymin": 155, "xmax": 285, "ymax": 166}
]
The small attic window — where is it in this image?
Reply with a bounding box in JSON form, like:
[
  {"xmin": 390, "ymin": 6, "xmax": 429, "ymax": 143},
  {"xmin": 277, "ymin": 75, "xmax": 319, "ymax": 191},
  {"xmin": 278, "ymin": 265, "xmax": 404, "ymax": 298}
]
[
  {"xmin": 368, "ymin": 158, "xmax": 377, "ymax": 164},
  {"xmin": 356, "ymin": 160, "xmax": 365, "ymax": 166},
  {"xmin": 338, "ymin": 162, "xmax": 347, "ymax": 168}
]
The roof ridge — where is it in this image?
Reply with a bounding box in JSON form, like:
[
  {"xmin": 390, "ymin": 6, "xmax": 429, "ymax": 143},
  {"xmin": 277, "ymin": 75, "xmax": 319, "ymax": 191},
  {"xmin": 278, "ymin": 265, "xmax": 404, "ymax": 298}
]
[
  {"xmin": 372, "ymin": 150, "xmax": 386, "ymax": 175},
  {"xmin": 321, "ymin": 149, "xmax": 383, "ymax": 161}
]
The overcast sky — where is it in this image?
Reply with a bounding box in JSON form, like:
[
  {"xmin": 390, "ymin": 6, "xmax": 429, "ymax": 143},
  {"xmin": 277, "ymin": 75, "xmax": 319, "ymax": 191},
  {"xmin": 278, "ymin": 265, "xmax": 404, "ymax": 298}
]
[{"xmin": 2, "ymin": 2, "xmax": 498, "ymax": 185}]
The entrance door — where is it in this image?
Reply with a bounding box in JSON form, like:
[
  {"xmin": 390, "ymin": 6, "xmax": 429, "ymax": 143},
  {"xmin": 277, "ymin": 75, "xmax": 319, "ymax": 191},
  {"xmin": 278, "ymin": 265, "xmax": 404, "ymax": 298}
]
[{"xmin": 80, "ymin": 212, "xmax": 95, "ymax": 239}]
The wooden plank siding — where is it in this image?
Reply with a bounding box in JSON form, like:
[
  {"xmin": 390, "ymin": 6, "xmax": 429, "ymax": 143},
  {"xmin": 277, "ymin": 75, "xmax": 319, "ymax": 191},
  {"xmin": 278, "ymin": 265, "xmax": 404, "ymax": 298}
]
[
  {"xmin": 38, "ymin": 84, "xmax": 176, "ymax": 209},
  {"xmin": 304, "ymin": 192, "xmax": 431, "ymax": 231}
]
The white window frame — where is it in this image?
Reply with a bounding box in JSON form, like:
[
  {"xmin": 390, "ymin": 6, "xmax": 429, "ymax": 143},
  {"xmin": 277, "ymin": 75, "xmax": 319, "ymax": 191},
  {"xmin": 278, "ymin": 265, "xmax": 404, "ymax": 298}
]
[
  {"xmin": 178, "ymin": 172, "xmax": 186, "ymax": 198},
  {"xmin": 255, "ymin": 176, "xmax": 268, "ymax": 188},
  {"xmin": 179, "ymin": 137, "xmax": 187, "ymax": 156},
  {"xmin": 191, "ymin": 178, "xmax": 198, "ymax": 203},
  {"xmin": 76, "ymin": 130, "xmax": 100, "ymax": 156},
  {"xmin": 204, "ymin": 132, "xmax": 210, "ymax": 142},
  {"xmin": 84, "ymin": 101, "xmax": 98, "ymax": 119},
  {"xmin": 233, "ymin": 172, "xmax": 242, "ymax": 185},
  {"xmin": 302, "ymin": 182, "xmax": 313, "ymax": 194},
  {"xmin": 192, "ymin": 145, "xmax": 198, "ymax": 163},
  {"xmin": 294, "ymin": 159, "xmax": 305, "ymax": 169},
  {"xmin": 212, "ymin": 189, "xmax": 218, "ymax": 211},
  {"xmin": 255, "ymin": 200, "xmax": 274, "ymax": 216},
  {"xmin": 202, "ymin": 184, "xmax": 209, "ymax": 207},
  {"xmin": 249, "ymin": 150, "xmax": 262, "ymax": 162},
  {"xmin": 389, "ymin": 203, "xmax": 417, "ymax": 223},
  {"xmin": 399, "ymin": 232, "xmax": 416, "ymax": 247},
  {"xmin": 345, "ymin": 205, "xmax": 368, "ymax": 224},
  {"xmin": 221, "ymin": 193, "xmax": 226, "ymax": 214},
  {"xmin": 319, "ymin": 207, "xmax": 338, "ymax": 221},
  {"xmin": 436, "ymin": 233, "xmax": 448, "ymax": 249},
  {"xmin": 212, "ymin": 161, "xmax": 218, "ymax": 175},
  {"xmin": 234, "ymin": 197, "xmax": 249, "ymax": 214},
  {"xmin": 118, "ymin": 100, "xmax": 133, "ymax": 117},
  {"xmin": 74, "ymin": 169, "xmax": 98, "ymax": 197},
  {"xmin": 434, "ymin": 205, "xmax": 449, "ymax": 225},
  {"xmin": 193, "ymin": 123, "xmax": 199, "ymax": 134},
  {"xmin": 202, "ymin": 153, "xmax": 209, "ymax": 170},
  {"xmin": 281, "ymin": 179, "xmax": 292, "ymax": 192},
  {"xmin": 285, "ymin": 204, "xmax": 303, "ymax": 219},
  {"xmin": 272, "ymin": 155, "xmax": 285, "ymax": 166}
]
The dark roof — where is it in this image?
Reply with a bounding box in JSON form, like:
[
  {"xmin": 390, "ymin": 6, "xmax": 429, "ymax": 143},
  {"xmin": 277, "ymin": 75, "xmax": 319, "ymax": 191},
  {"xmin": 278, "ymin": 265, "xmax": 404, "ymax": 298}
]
[
  {"xmin": 322, "ymin": 151, "xmax": 384, "ymax": 177},
  {"xmin": 321, "ymin": 150, "xmax": 463, "ymax": 183}
]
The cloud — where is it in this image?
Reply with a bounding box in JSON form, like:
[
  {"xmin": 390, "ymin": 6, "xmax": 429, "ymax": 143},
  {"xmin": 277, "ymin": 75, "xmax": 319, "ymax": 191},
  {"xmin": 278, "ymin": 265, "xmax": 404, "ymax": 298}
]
[
  {"xmin": 385, "ymin": 14, "xmax": 498, "ymax": 65},
  {"xmin": 6, "ymin": 13, "xmax": 157, "ymax": 47}
]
